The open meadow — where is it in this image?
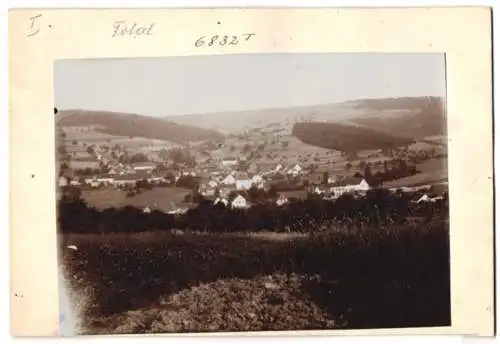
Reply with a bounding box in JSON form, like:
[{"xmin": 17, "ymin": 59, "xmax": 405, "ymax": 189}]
[
  {"xmin": 59, "ymin": 222, "xmax": 450, "ymax": 334},
  {"xmin": 383, "ymin": 157, "xmax": 448, "ymax": 188},
  {"xmin": 81, "ymin": 187, "xmax": 191, "ymax": 212}
]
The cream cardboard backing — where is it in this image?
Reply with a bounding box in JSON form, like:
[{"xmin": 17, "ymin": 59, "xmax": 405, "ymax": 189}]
[{"xmin": 8, "ymin": 7, "xmax": 494, "ymax": 337}]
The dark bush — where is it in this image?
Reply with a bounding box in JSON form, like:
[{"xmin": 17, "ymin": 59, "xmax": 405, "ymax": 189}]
[{"xmin": 57, "ymin": 186, "xmax": 448, "ymax": 235}]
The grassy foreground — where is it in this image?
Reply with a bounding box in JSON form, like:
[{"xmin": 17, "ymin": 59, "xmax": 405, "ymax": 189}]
[{"xmin": 59, "ymin": 223, "xmax": 450, "ymax": 334}]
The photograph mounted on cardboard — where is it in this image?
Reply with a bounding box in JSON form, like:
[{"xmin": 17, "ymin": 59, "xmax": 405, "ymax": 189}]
[{"xmin": 54, "ymin": 53, "xmax": 450, "ymax": 335}]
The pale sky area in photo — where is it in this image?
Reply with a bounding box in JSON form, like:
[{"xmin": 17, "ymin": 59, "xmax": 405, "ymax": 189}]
[{"xmin": 54, "ymin": 53, "xmax": 446, "ymax": 117}]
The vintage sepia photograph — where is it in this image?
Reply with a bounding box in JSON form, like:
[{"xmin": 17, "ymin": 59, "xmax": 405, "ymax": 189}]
[{"xmin": 55, "ymin": 53, "xmax": 450, "ymax": 335}]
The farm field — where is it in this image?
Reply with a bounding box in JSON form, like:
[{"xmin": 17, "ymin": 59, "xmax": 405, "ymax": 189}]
[
  {"xmin": 59, "ymin": 223, "xmax": 450, "ymax": 334},
  {"xmin": 382, "ymin": 157, "xmax": 448, "ymax": 188},
  {"xmin": 420, "ymin": 135, "xmax": 448, "ymax": 146},
  {"xmin": 82, "ymin": 187, "xmax": 191, "ymax": 212},
  {"xmin": 165, "ymin": 102, "xmax": 365, "ymax": 134},
  {"xmin": 213, "ymin": 134, "xmax": 348, "ymax": 171},
  {"xmin": 70, "ymin": 160, "xmax": 101, "ymax": 170},
  {"xmin": 62, "ymin": 128, "xmax": 183, "ymax": 153},
  {"xmin": 63, "ymin": 128, "xmax": 120, "ymax": 142}
]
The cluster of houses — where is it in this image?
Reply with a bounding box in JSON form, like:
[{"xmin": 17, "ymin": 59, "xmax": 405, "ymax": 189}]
[
  {"xmin": 195, "ymin": 165, "xmax": 448, "ymax": 211},
  {"xmin": 196, "ymin": 166, "xmax": 373, "ymax": 210},
  {"xmin": 199, "ymin": 172, "xmax": 444, "ymax": 211},
  {"xmin": 59, "ymin": 155, "xmax": 376, "ymax": 210},
  {"xmin": 59, "ymin": 135, "xmax": 448, "ymax": 215},
  {"xmin": 59, "ymin": 161, "xmax": 166, "ymax": 188}
]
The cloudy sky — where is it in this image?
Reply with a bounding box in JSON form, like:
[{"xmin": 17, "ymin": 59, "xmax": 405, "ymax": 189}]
[{"xmin": 54, "ymin": 53, "xmax": 446, "ymax": 117}]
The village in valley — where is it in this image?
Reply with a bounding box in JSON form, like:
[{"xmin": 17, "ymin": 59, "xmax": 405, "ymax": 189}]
[
  {"xmin": 56, "ymin": 110, "xmax": 448, "ymax": 223},
  {"xmin": 55, "ymin": 54, "xmax": 452, "ymax": 335}
]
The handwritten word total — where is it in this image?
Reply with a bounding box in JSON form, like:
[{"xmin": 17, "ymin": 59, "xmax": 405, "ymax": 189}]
[
  {"xmin": 112, "ymin": 21, "xmax": 155, "ymax": 38},
  {"xmin": 194, "ymin": 33, "xmax": 256, "ymax": 47}
]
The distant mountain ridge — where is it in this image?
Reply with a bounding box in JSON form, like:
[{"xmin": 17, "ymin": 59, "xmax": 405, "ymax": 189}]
[
  {"xmin": 163, "ymin": 96, "xmax": 446, "ymax": 138},
  {"xmin": 56, "ymin": 96, "xmax": 446, "ymax": 146},
  {"xmin": 163, "ymin": 103, "xmax": 371, "ymax": 134},
  {"xmin": 56, "ymin": 110, "xmax": 225, "ymax": 144},
  {"xmin": 345, "ymin": 96, "xmax": 443, "ymax": 111},
  {"xmin": 348, "ymin": 97, "xmax": 446, "ymax": 139}
]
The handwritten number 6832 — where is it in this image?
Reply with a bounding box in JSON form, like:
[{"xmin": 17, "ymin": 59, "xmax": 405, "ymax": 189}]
[{"xmin": 194, "ymin": 34, "xmax": 255, "ymax": 47}]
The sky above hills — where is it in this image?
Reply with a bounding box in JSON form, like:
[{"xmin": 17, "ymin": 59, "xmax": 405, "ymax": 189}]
[{"xmin": 54, "ymin": 53, "xmax": 446, "ymax": 117}]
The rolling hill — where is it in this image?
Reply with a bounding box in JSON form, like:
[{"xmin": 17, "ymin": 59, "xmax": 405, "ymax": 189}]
[
  {"xmin": 347, "ymin": 97, "xmax": 446, "ymax": 139},
  {"xmin": 163, "ymin": 103, "xmax": 370, "ymax": 134},
  {"xmin": 164, "ymin": 97, "xmax": 446, "ymax": 139},
  {"xmin": 56, "ymin": 110, "xmax": 225, "ymax": 144},
  {"xmin": 291, "ymin": 122, "xmax": 415, "ymax": 152},
  {"xmin": 346, "ymin": 96, "xmax": 443, "ymax": 111}
]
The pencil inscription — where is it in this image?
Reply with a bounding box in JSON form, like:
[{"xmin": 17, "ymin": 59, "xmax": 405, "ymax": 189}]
[
  {"xmin": 26, "ymin": 14, "xmax": 42, "ymax": 37},
  {"xmin": 112, "ymin": 21, "xmax": 155, "ymax": 38},
  {"xmin": 195, "ymin": 33, "xmax": 256, "ymax": 47}
]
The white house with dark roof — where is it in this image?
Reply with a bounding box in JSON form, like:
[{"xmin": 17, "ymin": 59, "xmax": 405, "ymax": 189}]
[
  {"xmin": 199, "ymin": 183, "xmax": 218, "ymax": 197},
  {"xmin": 181, "ymin": 168, "xmax": 197, "ymax": 177},
  {"xmin": 327, "ymin": 175, "xmax": 337, "ymax": 184},
  {"xmin": 330, "ymin": 176, "xmax": 370, "ymax": 198},
  {"xmin": 251, "ymin": 174, "xmax": 265, "ymax": 189},
  {"xmin": 313, "ymin": 186, "xmax": 323, "ymax": 195},
  {"xmin": 208, "ymin": 180, "xmax": 219, "ymax": 188},
  {"xmin": 214, "ymin": 197, "xmax": 229, "ymax": 206},
  {"xmin": 58, "ymin": 176, "xmax": 69, "ymax": 187},
  {"xmin": 147, "ymin": 176, "xmax": 167, "ymax": 184},
  {"xmin": 286, "ymin": 164, "xmax": 302, "ymax": 176},
  {"xmin": 276, "ymin": 194, "xmax": 289, "ymax": 206},
  {"xmin": 221, "ymin": 173, "xmax": 236, "ymax": 185},
  {"xmin": 276, "ymin": 190, "xmax": 308, "ymax": 206},
  {"xmin": 221, "ymin": 157, "xmax": 239, "ymax": 167},
  {"xmin": 231, "ymin": 194, "xmax": 249, "ymax": 209},
  {"xmin": 109, "ymin": 163, "xmax": 135, "ymax": 176},
  {"xmin": 95, "ymin": 174, "xmax": 115, "ymax": 185},
  {"xmin": 235, "ymin": 171, "xmax": 252, "ymax": 191},
  {"xmin": 108, "ymin": 163, "xmax": 124, "ymax": 175},
  {"xmin": 112, "ymin": 174, "xmax": 140, "ymax": 187}
]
